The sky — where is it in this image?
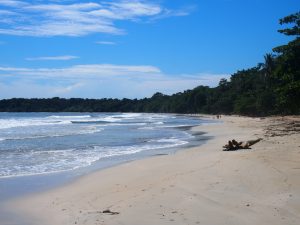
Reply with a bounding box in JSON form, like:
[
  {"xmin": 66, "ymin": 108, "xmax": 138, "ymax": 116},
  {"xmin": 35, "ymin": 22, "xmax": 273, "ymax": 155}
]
[{"xmin": 0, "ymin": 0, "xmax": 298, "ymax": 99}]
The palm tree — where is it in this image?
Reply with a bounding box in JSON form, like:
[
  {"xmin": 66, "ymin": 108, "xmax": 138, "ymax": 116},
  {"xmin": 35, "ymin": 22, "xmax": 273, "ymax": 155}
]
[{"xmin": 262, "ymin": 53, "xmax": 275, "ymax": 87}]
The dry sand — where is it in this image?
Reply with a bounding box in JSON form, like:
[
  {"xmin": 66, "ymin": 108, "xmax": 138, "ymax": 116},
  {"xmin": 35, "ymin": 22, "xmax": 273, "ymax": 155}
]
[{"xmin": 4, "ymin": 115, "xmax": 300, "ymax": 225}]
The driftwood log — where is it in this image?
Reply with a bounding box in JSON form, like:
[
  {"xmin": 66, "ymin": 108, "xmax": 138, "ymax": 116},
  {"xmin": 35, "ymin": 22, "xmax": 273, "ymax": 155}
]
[{"xmin": 223, "ymin": 138, "xmax": 262, "ymax": 151}]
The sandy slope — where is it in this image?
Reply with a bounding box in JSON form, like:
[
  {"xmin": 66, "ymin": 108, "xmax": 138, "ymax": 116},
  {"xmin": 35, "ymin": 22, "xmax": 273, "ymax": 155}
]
[{"xmin": 5, "ymin": 116, "xmax": 300, "ymax": 225}]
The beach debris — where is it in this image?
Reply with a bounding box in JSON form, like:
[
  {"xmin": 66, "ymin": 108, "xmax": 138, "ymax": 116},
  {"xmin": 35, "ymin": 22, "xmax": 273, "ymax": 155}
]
[
  {"xmin": 223, "ymin": 138, "xmax": 262, "ymax": 151},
  {"xmin": 264, "ymin": 118, "xmax": 300, "ymax": 137},
  {"xmin": 102, "ymin": 209, "xmax": 120, "ymax": 215}
]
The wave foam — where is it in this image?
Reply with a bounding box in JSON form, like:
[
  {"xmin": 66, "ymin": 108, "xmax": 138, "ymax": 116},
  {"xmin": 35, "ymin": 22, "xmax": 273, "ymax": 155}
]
[
  {"xmin": 0, "ymin": 127, "xmax": 103, "ymax": 141},
  {"xmin": 0, "ymin": 113, "xmax": 203, "ymax": 178},
  {"xmin": 0, "ymin": 137, "xmax": 188, "ymax": 178},
  {"xmin": 47, "ymin": 115, "xmax": 92, "ymax": 119}
]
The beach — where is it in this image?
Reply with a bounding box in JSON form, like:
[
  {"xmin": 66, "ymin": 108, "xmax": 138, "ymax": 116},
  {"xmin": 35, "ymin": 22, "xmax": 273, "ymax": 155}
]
[{"xmin": 4, "ymin": 115, "xmax": 300, "ymax": 225}]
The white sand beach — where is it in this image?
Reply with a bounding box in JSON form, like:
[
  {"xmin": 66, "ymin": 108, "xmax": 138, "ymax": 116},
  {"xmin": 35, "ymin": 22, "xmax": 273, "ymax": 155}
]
[{"xmin": 5, "ymin": 115, "xmax": 300, "ymax": 225}]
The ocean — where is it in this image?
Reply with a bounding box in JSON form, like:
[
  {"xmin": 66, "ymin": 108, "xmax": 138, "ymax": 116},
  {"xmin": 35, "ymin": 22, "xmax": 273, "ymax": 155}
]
[{"xmin": 0, "ymin": 112, "xmax": 214, "ymax": 200}]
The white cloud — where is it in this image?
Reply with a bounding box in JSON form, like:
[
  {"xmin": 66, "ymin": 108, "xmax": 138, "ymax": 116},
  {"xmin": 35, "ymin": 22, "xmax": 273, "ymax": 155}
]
[
  {"xmin": 0, "ymin": 64, "xmax": 229, "ymax": 99},
  {"xmin": 53, "ymin": 82, "xmax": 85, "ymax": 94},
  {"xmin": 0, "ymin": 0, "xmax": 191, "ymax": 37},
  {"xmin": 0, "ymin": 0, "xmax": 27, "ymax": 7},
  {"xmin": 0, "ymin": 64, "xmax": 161, "ymax": 78},
  {"xmin": 0, "ymin": 9, "xmax": 16, "ymax": 15},
  {"xmin": 95, "ymin": 41, "xmax": 116, "ymax": 45},
  {"xmin": 25, "ymin": 55, "xmax": 79, "ymax": 61}
]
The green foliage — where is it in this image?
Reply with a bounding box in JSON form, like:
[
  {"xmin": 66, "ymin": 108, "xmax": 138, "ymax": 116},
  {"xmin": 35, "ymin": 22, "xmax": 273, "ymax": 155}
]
[
  {"xmin": 0, "ymin": 12, "xmax": 299, "ymax": 116},
  {"xmin": 272, "ymin": 11, "xmax": 300, "ymax": 114},
  {"xmin": 278, "ymin": 12, "xmax": 300, "ymax": 36}
]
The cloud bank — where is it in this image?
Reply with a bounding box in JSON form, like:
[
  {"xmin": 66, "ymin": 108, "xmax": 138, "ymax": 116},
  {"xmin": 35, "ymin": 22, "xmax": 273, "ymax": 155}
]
[
  {"xmin": 0, "ymin": 0, "xmax": 191, "ymax": 37},
  {"xmin": 0, "ymin": 64, "xmax": 229, "ymax": 99},
  {"xmin": 26, "ymin": 55, "xmax": 79, "ymax": 61},
  {"xmin": 95, "ymin": 41, "xmax": 116, "ymax": 45}
]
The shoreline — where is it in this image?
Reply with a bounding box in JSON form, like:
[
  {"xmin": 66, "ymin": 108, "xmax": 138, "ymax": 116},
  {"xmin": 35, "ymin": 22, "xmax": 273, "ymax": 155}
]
[
  {"xmin": 0, "ymin": 115, "xmax": 211, "ymax": 203},
  {"xmin": 4, "ymin": 115, "xmax": 300, "ymax": 225}
]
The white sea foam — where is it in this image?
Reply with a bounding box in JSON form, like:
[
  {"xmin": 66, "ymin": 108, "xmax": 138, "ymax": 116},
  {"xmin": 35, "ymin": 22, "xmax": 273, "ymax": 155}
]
[
  {"xmin": 47, "ymin": 115, "xmax": 92, "ymax": 119},
  {"xmin": 101, "ymin": 116, "xmax": 122, "ymax": 122},
  {"xmin": 0, "ymin": 113, "xmax": 204, "ymax": 179},
  {"xmin": 0, "ymin": 127, "xmax": 103, "ymax": 141},
  {"xmin": 0, "ymin": 137, "xmax": 188, "ymax": 178},
  {"xmin": 159, "ymin": 124, "xmax": 192, "ymax": 128},
  {"xmin": 122, "ymin": 122, "xmax": 147, "ymax": 126},
  {"xmin": 138, "ymin": 126, "xmax": 155, "ymax": 130},
  {"xmin": 93, "ymin": 140, "xmax": 187, "ymax": 159},
  {"xmin": 0, "ymin": 115, "xmax": 101, "ymax": 130},
  {"xmin": 0, "ymin": 119, "xmax": 68, "ymax": 129},
  {"xmin": 0, "ymin": 148, "xmax": 103, "ymax": 178},
  {"xmin": 112, "ymin": 113, "xmax": 142, "ymax": 118}
]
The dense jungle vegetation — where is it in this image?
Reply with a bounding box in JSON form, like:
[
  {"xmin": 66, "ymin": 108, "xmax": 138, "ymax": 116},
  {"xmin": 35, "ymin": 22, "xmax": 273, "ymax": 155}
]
[{"xmin": 0, "ymin": 12, "xmax": 299, "ymax": 116}]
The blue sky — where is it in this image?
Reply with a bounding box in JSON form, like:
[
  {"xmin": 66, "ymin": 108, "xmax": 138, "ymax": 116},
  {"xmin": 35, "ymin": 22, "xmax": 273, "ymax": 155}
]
[{"xmin": 0, "ymin": 0, "xmax": 298, "ymax": 99}]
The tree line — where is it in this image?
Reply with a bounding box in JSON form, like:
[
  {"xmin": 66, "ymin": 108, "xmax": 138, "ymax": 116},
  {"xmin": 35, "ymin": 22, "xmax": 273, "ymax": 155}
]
[{"xmin": 0, "ymin": 12, "xmax": 299, "ymax": 116}]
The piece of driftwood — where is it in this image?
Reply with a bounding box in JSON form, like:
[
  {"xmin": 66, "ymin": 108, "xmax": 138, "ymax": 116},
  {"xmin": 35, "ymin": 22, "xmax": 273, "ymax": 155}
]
[
  {"xmin": 102, "ymin": 209, "xmax": 120, "ymax": 215},
  {"xmin": 223, "ymin": 138, "xmax": 262, "ymax": 151}
]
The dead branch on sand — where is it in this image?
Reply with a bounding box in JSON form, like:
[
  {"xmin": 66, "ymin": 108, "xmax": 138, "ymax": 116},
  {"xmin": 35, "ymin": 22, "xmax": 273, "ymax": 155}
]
[{"xmin": 223, "ymin": 138, "xmax": 262, "ymax": 151}]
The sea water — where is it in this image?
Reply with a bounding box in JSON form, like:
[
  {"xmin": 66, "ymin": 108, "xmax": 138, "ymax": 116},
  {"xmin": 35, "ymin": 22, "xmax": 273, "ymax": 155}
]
[{"xmin": 0, "ymin": 112, "xmax": 214, "ymax": 200}]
